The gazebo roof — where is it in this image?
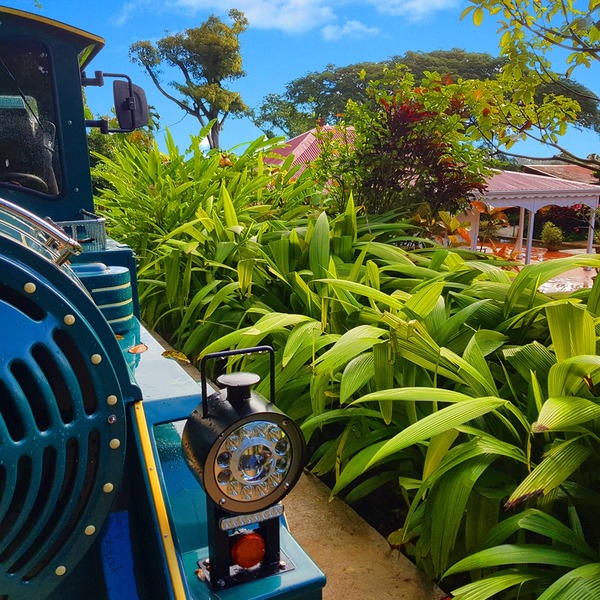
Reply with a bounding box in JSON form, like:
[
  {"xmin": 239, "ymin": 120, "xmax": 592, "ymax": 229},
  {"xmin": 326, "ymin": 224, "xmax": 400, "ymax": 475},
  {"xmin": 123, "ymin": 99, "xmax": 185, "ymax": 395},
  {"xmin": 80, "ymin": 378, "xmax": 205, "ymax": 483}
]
[
  {"xmin": 523, "ymin": 163, "xmax": 599, "ymax": 185},
  {"xmin": 476, "ymin": 170, "xmax": 600, "ymax": 210}
]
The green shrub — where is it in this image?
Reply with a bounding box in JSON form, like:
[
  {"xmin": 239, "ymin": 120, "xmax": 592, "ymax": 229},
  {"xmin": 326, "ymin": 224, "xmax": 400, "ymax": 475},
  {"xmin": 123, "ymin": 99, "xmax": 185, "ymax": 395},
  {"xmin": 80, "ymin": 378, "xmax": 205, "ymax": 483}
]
[
  {"xmin": 96, "ymin": 131, "xmax": 600, "ymax": 599},
  {"xmin": 541, "ymin": 221, "xmax": 564, "ymax": 249}
]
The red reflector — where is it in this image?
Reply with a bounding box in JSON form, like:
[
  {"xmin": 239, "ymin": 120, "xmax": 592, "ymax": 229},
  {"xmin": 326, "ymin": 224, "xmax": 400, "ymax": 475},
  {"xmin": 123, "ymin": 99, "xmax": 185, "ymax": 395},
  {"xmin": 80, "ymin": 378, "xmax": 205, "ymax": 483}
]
[{"xmin": 231, "ymin": 531, "xmax": 266, "ymax": 569}]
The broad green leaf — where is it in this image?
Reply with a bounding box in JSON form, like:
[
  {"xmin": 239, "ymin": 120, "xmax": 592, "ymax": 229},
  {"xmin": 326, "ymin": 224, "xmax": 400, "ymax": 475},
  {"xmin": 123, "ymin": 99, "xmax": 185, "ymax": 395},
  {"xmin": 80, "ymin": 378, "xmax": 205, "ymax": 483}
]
[
  {"xmin": 445, "ymin": 545, "xmax": 589, "ymax": 577},
  {"xmin": 451, "ymin": 571, "xmax": 541, "ymax": 600},
  {"xmin": 506, "ymin": 438, "xmax": 592, "ymax": 509},
  {"xmin": 537, "ymin": 563, "xmax": 600, "ymax": 600},
  {"xmin": 433, "ymin": 298, "xmax": 492, "ymax": 346},
  {"xmin": 373, "ymin": 342, "xmax": 394, "ymax": 424},
  {"xmin": 313, "ymin": 325, "xmax": 388, "ymax": 374},
  {"xmin": 301, "ymin": 408, "xmax": 384, "ymax": 440},
  {"xmin": 424, "ymin": 456, "xmax": 495, "ymax": 576},
  {"xmin": 422, "ymin": 429, "xmax": 459, "ymax": 481},
  {"xmin": 403, "ymin": 281, "xmax": 445, "ymax": 319},
  {"xmin": 282, "ymin": 320, "xmax": 322, "ymax": 368},
  {"xmin": 548, "ymin": 355, "xmax": 600, "ymax": 397},
  {"xmin": 366, "ymin": 397, "xmax": 507, "ymax": 469},
  {"xmin": 309, "ymin": 211, "xmax": 330, "ymax": 280},
  {"xmin": 220, "ymin": 184, "xmax": 239, "ymax": 228},
  {"xmin": 546, "ymin": 303, "xmax": 596, "ymax": 361},
  {"xmin": 316, "ymin": 279, "xmax": 406, "ymax": 311},
  {"xmin": 479, "ymin": 509, "xmax": 598, "ymax": 560},
  {"xmin": 202, "ymin": 280, "xmax": 239, "ymax": 321},
  {"xmin": 340, "ymin": 353, "xmax": 375, "ymax": 404},
  {"xmin": 462, "ymin": 334, "xmax": 498, "ymax": 395},
  {"xmin": 534, "ymin": 396, "xmax": 600, "ymax": 432},
  {"xmin": 503, "ymin": 341, "xmax": 556, "ymax": 389},
  {"xmin": 352, "ymin": 387, "xmax": 475, "ymax": 405}
]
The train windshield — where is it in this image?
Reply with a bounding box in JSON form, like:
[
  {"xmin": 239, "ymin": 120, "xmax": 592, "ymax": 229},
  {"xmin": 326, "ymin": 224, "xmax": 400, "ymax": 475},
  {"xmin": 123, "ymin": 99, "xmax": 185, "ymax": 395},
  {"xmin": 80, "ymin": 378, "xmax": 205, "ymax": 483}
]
[{"xmin": 0, "ymin": 39, "xmax": 61, "ymax": 195}]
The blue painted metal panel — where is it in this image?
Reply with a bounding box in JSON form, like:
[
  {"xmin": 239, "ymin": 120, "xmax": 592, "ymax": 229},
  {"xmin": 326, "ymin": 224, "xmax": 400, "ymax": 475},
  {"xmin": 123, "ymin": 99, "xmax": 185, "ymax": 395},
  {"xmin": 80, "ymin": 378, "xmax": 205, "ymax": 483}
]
[{"xmin": 100, "ymin": 512, "xmax": 141, "ymax": 600}]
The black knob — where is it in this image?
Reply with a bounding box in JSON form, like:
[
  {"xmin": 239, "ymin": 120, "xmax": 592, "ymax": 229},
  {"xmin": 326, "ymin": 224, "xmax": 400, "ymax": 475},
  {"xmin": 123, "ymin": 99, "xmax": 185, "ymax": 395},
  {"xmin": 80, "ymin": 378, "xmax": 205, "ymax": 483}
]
[{"xmin": 217, "ymin": 372, "xmax": 261, "ymax": 405}]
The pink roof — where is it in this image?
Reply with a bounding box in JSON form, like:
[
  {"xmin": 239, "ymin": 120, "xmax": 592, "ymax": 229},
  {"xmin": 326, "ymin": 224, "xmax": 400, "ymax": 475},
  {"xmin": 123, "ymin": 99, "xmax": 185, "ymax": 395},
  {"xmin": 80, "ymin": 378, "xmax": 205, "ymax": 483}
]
[
  {"xmin": 267, "ymin": 126, "xmax": 355, "ymax": 175},
  {"xmin": 477, "ymin": 170, "xmax": 600, "ymax": 211},
  {"xmin": 267, "ymin": 127, "xmax": 600, "ymax": 210},
  {"xmin": 523, "ymin": 164, "xmax": 599, "ymax": 185}
]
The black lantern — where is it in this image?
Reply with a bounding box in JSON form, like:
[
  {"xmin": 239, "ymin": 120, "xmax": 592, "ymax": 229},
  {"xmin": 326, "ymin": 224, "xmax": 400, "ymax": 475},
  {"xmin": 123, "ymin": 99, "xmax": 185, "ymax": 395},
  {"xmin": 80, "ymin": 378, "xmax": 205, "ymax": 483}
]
[{"xmin": 182, "ymin": 346, "xmax": 305, "ymax": 590}]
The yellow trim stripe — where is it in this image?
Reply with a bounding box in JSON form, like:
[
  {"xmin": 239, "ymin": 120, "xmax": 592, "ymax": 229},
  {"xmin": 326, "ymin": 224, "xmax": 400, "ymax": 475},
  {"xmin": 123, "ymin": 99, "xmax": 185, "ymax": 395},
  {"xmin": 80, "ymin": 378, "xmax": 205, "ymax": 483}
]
[
  {"xmin": 0, "ymin": 7, "xmax": 105, "ymax": 46},
  {"xmin": 133, "ymin": 401, "xmax": 188, "ymax": 600}
]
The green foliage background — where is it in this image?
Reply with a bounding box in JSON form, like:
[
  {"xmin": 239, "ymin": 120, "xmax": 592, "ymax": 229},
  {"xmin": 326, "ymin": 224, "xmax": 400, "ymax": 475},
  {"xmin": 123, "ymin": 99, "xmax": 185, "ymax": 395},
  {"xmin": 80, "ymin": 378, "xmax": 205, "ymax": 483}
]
[{"xmin": 95, "ymin": 128, "xmax": 600, "ymax": 599}]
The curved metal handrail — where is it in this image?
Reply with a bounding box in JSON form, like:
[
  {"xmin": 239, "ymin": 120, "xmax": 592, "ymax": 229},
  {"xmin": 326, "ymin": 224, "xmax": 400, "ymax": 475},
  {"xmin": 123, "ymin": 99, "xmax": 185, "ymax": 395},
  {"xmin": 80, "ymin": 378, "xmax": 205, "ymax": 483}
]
[{"xmin": 0, "ymin": 196, "xmax": 82, "ymax": 265}]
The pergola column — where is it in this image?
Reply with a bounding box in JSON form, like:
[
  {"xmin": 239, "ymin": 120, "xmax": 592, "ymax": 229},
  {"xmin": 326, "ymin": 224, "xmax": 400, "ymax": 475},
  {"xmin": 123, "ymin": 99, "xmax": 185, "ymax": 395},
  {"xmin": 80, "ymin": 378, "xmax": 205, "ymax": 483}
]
[{"xmin": 525, "ymin": 209, "xmax": 536, "ymax": 265}]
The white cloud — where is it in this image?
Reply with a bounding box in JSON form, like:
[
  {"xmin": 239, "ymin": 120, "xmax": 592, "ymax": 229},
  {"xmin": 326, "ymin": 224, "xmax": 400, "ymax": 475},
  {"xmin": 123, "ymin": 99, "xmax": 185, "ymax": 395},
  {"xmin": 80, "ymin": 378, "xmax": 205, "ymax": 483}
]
[
  {"xmin": 321, "ymin": 20, "xmax": 381, "ymax": 41},
  {"xmin": 114, "ymin": 0, "xmax": 459, "ymax": 31},
  {"xmin": 171, "ymin": 0, "xmax": 335, "ymax": 33},
  {"xmin": 370, "ymin": 0, "xmax": 459, "ymax": 21}
]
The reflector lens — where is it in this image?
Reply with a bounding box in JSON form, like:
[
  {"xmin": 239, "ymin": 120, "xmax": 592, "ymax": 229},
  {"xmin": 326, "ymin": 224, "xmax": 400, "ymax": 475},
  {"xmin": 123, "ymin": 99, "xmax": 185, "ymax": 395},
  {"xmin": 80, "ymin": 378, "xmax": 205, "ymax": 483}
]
[
  {"xmin": 214, "ymin": 420, "xmax": 293, "ymax": 503},
  {"xmin": 231, "ymin": 531, "xmax": 266, "ymax": 569}
]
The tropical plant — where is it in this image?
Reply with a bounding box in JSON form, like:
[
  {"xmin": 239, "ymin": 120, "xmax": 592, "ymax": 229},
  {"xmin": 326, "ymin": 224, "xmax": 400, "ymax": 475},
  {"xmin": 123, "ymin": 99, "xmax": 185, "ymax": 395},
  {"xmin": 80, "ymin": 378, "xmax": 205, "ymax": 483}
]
[
  {"xmin": 311, "ymin": 67, "xmax": 492, "ymax": 215},
  {"xmin": 96, "ymin": 128, "xmax": 600, "ymax": 599},
  {"xmin": 472, "ymin": 199, "xmax": 510, "ymax": 248},
  {"xmin": 93, "ymin": 126, "xmax": 324, "ymax": 343},
  {"xmin": 541, "ymin": 221, "xmax": 564, "ymax": 250}
]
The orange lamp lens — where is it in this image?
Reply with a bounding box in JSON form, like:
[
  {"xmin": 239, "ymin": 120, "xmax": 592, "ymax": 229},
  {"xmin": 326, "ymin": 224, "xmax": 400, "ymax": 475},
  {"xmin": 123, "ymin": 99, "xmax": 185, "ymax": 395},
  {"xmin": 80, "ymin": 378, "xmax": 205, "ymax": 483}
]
[{"xmin": 231, "ymin": 531, "xmax": 266, "ymax": 569}]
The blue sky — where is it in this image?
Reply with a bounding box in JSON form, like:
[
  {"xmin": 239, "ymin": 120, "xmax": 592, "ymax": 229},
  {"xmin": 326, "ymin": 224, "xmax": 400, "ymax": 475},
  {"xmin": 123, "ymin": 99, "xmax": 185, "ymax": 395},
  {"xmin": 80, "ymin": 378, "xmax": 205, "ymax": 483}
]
[{"xmin": 10, "ymin": 0, "xmax": 600, "ymax": 159}]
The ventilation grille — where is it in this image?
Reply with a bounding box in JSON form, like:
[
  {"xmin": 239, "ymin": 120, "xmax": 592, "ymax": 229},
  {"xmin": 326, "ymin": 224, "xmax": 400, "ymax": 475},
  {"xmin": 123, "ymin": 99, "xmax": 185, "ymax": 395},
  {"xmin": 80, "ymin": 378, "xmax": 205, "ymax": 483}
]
[{"xmin": 0, "ymin": 258, "xmax": 127, "ymax": 600}]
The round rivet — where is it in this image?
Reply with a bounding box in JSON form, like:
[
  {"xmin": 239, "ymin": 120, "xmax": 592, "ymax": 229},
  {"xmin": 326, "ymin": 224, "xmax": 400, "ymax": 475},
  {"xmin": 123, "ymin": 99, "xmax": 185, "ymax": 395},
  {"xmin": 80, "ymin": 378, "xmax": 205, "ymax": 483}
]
[
  {"xmin": 109, "ymin": 439, "xmax": 121, "ymax": 449},
  {"xmin": 107, "ymin": 414, "xmax": 117, "ymax": 424},
  {"xmin": 55, "ymin": 566, "xmax": 66, "ymax": 576},
  {"xmin": 91, "ymin": 354, "xmax": 102, "ymax": 364},
  {"xmin": 24, "ymin": 282, "xmax": 36, "ymax": 294},
  {"xmin": 84, "ymin": 525, "xmax": 96, "ymax": 536},
  {"xmin": 107, "ymin": 395, "xmax": 118, "ymax": 406},
  {"xmin": 64, "ymin": 314, "xmax": 76, "ymax": 325},
  {"xmin": 103, "ymin": 483, "xmax": 114, "ymax": 493}
]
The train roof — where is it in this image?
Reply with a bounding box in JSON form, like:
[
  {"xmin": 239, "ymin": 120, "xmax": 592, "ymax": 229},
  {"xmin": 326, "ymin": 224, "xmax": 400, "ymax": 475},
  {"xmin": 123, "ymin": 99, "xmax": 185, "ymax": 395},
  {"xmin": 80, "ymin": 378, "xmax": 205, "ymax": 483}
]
[{"xmin": 0, "ymin": 5, "xmax": 105, "ymax": 67}]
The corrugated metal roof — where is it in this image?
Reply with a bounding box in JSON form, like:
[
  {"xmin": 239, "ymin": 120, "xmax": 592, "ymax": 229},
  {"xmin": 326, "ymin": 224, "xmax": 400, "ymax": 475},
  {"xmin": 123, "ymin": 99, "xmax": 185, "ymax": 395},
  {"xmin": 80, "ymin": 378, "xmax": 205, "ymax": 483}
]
[
  {"xmin": 524, "ymin": 164, "xmax": 599, "ymax": 185},
  {"xmin": 266, "ymin": 126, "xmax": 355, "ymax": 174},
  {"xmin": 477, "ymin": 170, "xmax": 600, "ymax": 211}
]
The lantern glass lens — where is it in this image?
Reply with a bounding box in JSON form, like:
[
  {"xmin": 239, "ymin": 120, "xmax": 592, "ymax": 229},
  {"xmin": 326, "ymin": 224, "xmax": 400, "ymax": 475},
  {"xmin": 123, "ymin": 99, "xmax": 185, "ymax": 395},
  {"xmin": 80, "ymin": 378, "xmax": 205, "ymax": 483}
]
[{"xmin": 214, "ymin": 421, "xmax": 292, "ymax": 502}]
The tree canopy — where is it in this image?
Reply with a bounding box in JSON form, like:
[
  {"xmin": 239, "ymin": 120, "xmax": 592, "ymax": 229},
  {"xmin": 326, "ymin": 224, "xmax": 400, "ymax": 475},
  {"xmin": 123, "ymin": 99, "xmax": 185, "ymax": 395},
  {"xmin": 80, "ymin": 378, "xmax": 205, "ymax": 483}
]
[
  {"xmin": 312, "ymin": 67, "xmax": 492, "ymax": 215},
  {"xmin": 253, "ymin": 49, "xmax": 600, "ymax": 142},
  {"xmin": 463, "ymin": 0, "xmax": 600, "ymax": 168},
  {"xmin": 130, "ymin": 9, "xmax": 248, "ymax": 149}
]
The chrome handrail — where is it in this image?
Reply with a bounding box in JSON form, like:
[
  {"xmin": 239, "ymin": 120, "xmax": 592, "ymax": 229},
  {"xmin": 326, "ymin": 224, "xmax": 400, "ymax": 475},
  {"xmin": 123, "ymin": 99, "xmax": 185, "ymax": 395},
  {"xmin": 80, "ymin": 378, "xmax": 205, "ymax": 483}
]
[{"xmin": 0, "ymin": 196, "xmax": 82, "ymax": 265}]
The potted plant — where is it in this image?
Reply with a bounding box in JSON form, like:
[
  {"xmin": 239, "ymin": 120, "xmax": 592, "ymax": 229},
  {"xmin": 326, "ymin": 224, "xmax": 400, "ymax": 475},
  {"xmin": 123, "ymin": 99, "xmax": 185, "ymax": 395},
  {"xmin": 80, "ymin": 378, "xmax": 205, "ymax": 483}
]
[{"xmin": 541, "ymin": 221, "xmax": 564, "ymax": 251}]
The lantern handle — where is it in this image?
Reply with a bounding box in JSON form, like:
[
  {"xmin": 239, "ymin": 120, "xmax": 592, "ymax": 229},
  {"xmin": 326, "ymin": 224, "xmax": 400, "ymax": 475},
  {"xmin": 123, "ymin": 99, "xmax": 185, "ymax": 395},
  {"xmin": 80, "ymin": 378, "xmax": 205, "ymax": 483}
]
[{"xmin": 199, "ymin": 345, "xmax": 275, "ymax": 418}]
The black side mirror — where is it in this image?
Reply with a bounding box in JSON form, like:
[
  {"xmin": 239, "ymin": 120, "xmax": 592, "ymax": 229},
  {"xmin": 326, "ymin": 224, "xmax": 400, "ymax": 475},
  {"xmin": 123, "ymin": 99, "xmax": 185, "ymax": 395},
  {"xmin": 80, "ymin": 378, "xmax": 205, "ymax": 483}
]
[
  {"xmin": 113, "ymin": 79, "xmax": 149, "ymax": 131},
  {"xmin": 83, "ymin": 71, "xmax": 149, "ymax": 133}
]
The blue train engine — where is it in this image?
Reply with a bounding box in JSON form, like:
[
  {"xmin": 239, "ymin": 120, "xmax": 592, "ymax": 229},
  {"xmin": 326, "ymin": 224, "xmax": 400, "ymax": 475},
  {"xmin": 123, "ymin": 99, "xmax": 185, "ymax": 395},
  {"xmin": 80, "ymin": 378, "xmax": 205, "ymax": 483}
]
[{"xmin": 0, "ymin": 7, "xmax": 325, "ymax": 600}]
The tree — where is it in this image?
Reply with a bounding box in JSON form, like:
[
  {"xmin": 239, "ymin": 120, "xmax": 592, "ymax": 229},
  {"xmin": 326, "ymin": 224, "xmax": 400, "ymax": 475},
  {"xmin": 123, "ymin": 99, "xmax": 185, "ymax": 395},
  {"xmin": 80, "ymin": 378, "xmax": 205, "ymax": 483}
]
[
  {"xmin": 130, "ymin": 9, "xmax": 248, "ymax": 149},
  {"xmin": 254, "ymin": 49, "xmax": 600, "ymax": 140},
  {"xmin": 312, "ymin": 67, "xmax": 492, "ymax": 215},
  {"xmin": 462, "ymin": 0, "xmax": 600, "ymax": 169}
]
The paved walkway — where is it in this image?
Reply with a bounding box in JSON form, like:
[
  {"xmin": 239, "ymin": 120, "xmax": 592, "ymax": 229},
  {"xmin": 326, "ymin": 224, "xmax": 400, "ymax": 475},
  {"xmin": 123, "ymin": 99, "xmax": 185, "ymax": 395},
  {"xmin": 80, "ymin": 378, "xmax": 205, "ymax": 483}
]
[{"xmin": 286, "ymin": 472, "xmax": 445, "ymax": 600}]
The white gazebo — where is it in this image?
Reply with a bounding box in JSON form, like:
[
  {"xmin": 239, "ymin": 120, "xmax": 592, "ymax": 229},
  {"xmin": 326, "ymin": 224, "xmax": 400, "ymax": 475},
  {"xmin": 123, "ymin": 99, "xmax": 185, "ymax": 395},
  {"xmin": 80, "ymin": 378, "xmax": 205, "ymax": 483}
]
[{"xmin": 470, "ymin": 170, "xmax": 600, "ymax": 264}]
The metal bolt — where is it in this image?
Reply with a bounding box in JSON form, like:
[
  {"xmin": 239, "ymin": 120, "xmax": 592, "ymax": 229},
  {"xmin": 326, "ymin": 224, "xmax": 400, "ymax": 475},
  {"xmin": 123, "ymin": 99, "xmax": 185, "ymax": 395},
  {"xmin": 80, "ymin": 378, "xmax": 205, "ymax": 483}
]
[
  {"xmin": 219, "ymin": 498, "xmax": 226, "ymax": 505},
  {"xmin": 217, "ymin": 579, "xmax": 226, "ymax": 588},
  {"xmin": 107, "ymin": 414, "xmax": 117, "ymax": 424},
  {"xmin": 279, "ymin": 561, "xmax": 287, "ymax": 569}
]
